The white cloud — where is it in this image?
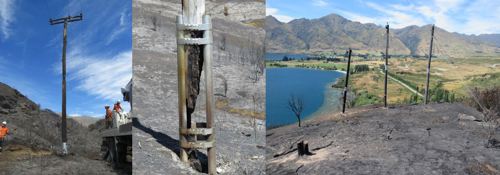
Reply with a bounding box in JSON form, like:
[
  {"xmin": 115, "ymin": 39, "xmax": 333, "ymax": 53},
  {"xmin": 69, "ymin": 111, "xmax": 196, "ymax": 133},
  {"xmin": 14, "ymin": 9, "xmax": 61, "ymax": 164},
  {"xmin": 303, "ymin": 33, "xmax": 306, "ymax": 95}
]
[
  {"xmin": 119, "ymin": 9, "xmax": 126, "ymax": 26},
  {"xmin": 0, "ymin": 0, "xmax": 15, "ymax": 39},
  {"xmin": 364, "ymin": 2, "xmax": 426, "ymax": 28},
  {"xmin": 106, "ymin": 9, "xmax": 129, "ymax": 45},
  {"xmin": 65, "ymin": 51, "xmax": 132, "ymax": 102},
  {"xmin": 337, "ymin": 10, "xmax": 378, "ymax": 24},
  {"xmin": 266, "ymin": 7, "xmax": 295, "ymax": 23},
  {"xmin": 352, "ymin": 0, "xmax": 500, "ymax": 34},
  {"xmin": 312, "ymin": 0, "xmax": 328, "ymax": 7}
]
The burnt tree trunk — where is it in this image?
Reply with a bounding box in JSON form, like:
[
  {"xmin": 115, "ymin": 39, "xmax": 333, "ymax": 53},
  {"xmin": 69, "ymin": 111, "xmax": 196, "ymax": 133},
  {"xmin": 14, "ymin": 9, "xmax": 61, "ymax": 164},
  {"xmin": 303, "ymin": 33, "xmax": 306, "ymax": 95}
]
[
  {"xmin": 186, "ymin": 31, "xmax": 204, "ymax": 128},
  {"xmin": 296, "ymin": 115, "xmax": 301, "ymax": 127}
]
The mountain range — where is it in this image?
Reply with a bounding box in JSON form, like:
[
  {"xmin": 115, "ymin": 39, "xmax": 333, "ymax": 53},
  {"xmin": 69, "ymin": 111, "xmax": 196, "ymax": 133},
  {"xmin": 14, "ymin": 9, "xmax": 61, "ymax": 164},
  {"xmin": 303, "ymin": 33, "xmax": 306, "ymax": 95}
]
[{"xmin": 266, "ymin": 14, "xmax": 500, "ymax": 57}]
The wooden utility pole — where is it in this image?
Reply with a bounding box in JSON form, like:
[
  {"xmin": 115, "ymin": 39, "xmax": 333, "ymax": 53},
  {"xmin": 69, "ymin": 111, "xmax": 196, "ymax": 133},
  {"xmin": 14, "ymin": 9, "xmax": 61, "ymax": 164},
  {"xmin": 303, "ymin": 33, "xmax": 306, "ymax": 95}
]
[
  {"xmin": 384, "ymin": 23, "xmax": 389, "ymax": 108},
  {"xmin": 424, "ymin": 25, "xmax": 435, "ymax": 104},
  {"xmin": 342, "ymin": 49, "xmax": 352, "ymax": 114},
  {"xmin": 177, "ymin": 0, "xmax": 215, "ymax": 174},
  {"xmin": 49, "ymin": 13, "xmax": 82, "ymax": 155}
]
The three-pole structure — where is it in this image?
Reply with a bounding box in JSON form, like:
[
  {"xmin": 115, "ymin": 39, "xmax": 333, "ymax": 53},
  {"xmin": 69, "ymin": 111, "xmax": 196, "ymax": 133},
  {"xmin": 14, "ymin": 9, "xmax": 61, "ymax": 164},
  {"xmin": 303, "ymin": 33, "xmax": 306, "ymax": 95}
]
[
  {"xmin": 384, "ymin": 23, "xmax": 389, "ymax": 108},
  {"xmin": 177, "ymin": 0, "xmax": 215, "ymax": 174},
  {"xmin": 49, "ymin": 13, "xmax": 83, "ymax": 155},
  {"xmin": 342, "ymin": 49, "xmax": 352, "ymax": 114},
  {"xmin": 424, "ymin": 25, "xmax": 435, "ymax": 104}
]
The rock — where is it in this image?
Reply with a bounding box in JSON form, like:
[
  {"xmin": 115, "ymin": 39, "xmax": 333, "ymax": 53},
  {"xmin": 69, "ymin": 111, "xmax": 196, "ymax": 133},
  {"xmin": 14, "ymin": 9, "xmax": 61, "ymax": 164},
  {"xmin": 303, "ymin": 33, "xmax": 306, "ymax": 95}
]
[
  {"xmin": 1, "ymin": 103, "xmax": 13, "ymax": 109},
  {"xmin": 458, "ymin": 113, "xmax": 476, "ymax": 121},
  {"xmin": 487, "ymin": 139, "xmax": 500, "ymax": 149},
  {"xmin": 0, "ymin": 108, "xmax": 8, "ymax": 114}
]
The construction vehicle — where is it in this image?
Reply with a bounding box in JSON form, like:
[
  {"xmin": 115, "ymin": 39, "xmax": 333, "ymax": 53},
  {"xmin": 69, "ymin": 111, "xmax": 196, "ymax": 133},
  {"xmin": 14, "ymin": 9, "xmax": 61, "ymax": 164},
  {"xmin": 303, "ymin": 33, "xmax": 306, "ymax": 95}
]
[{"xmin": 100, "ymin": 79, "xmax": 132, "ymax": 168}]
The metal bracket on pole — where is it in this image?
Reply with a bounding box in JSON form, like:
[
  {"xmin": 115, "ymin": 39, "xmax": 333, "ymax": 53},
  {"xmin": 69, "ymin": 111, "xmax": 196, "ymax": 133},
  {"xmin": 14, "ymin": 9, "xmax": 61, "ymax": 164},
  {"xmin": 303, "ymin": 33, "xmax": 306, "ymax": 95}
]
[{"xmin": 176, "ymin": 15, "xmax": 216, "ymax": 174}]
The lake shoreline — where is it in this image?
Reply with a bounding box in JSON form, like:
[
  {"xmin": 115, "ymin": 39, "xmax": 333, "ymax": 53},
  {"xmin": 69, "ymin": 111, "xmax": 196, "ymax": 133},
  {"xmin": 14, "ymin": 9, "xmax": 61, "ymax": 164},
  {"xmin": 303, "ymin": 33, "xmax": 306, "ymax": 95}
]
[{"xmin": 266, "ymin": 67, "xmax": 346, "ymax": 129}]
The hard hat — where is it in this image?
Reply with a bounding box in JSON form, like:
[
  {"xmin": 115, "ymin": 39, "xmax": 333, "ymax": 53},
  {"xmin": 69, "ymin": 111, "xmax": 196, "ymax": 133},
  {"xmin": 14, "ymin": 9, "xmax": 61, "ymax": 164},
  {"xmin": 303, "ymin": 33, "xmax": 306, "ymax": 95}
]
[
  {"xmin": 117, "ymin": 100, "xmax": 121, "ymax": 104},
  {"xmin": 2, "ymin": 121, "xmax": 6, "ymax": 125}
]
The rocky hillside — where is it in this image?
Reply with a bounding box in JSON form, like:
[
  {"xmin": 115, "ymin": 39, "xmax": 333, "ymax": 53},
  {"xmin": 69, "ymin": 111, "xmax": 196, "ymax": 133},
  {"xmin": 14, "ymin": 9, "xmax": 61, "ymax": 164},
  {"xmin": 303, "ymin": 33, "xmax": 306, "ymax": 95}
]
[
  {"xmin": 266, "ymin": 14, "xmax": 500, "ymax": 57},
  {"xmin": 0, "ymin": 82, "xmax": 120, "ymax": 174},
  {"xmin": 132, "ymin": 0, "xmax": 265, "ymax": 174},
  {"xmin": 266, "ymin": 103, "xmax": 500, "ymax": 174}
]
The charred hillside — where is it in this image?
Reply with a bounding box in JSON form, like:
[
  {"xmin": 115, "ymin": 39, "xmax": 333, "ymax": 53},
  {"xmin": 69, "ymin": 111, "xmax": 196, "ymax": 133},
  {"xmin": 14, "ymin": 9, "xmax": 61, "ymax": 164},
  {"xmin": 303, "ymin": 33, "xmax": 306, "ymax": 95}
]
[
  {"xmin": 0, "ymin": 82, "xmax": 101, "ymax": 157},
  {"xmin": 266, "ymin": 103, "xmax": 500, "ymax": 174}
]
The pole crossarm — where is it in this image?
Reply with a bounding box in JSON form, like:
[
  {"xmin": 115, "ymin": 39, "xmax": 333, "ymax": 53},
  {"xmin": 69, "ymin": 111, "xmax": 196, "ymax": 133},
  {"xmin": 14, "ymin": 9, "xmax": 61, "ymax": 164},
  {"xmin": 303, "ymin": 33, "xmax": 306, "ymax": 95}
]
[{"xmin": 49, "ymin": 13, "xmax": 83, "ymax": 25}]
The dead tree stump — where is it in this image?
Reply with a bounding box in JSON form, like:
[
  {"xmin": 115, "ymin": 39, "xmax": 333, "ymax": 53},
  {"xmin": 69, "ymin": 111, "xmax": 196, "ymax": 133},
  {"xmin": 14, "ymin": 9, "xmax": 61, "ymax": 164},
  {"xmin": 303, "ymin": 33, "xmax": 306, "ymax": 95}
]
[{"xmin": 298, "ymin": 140, "xmax": 315, "ymax": 156}]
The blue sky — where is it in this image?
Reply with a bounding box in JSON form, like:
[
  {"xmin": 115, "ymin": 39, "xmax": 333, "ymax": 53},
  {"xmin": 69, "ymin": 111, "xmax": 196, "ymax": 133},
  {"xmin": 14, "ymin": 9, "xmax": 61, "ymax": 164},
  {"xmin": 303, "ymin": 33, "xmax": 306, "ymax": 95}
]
[
  {"xmin": 267, "ymin": 0, "xmax": 500, "ymax": 35},
  {"xmin": 0, "ymin": 0, "xmax": 132, "ymax": 117}
]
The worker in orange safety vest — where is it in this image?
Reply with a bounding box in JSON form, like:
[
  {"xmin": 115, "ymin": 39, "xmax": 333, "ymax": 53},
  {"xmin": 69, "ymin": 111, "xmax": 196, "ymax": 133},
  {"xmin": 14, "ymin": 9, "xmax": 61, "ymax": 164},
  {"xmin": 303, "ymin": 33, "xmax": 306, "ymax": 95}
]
[
  {"xmin": 105, "ymin": 106, "xmax": 113, "ymax": 128},
  {"xmin": 0, "ymin": 121, "xmax": 10, "ymax": 152}
]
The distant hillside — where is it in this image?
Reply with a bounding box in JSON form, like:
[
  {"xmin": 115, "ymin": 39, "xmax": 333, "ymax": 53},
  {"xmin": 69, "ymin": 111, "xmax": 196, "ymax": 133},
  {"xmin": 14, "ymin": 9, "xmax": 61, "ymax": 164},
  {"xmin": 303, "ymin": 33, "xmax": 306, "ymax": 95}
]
[
  {"xmin": 266, "ymin": 14, "xmax": 500, "ymax": 57},
  {"xmin": 475, "ymin": 34, "xmax": 500, "ymax": 47},
  {"xmin": 71, "ymin": 116, "xmax": 101, "ymax": 127}
]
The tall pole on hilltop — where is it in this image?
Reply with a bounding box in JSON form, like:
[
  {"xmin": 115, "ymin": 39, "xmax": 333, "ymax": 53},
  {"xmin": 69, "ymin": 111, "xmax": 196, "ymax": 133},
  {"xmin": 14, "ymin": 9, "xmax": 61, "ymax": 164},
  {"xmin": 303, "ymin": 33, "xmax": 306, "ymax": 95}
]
[
  {"xmin": 49, "ymin": 13, "xmax": 83, "ymax": 156},
  {"xmin": 384, "ymin": 23, "xmax": 389, "ymax": 108},
  {"xmin": 342, "ymin": 49, "xmax": 352, "ymax": 114},
  {"xmin": 424, "ymin": 25, "xmax": 435, "ymax": 104}
]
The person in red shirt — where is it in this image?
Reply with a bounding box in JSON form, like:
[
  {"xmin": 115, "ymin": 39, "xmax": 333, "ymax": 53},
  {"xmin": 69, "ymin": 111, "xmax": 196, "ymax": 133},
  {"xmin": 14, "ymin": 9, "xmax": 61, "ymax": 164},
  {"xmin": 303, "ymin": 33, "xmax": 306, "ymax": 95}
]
[
  {"xmin": 113, "ymin": 101, "xmax": 122, "ymax": 113},
  {"xmin": 105, "ymin": 106, "xmax": 113, "ymax": 128},
  {"xmin": 0, "ymin": 121, "xmax": 10, "ymax": 151}
]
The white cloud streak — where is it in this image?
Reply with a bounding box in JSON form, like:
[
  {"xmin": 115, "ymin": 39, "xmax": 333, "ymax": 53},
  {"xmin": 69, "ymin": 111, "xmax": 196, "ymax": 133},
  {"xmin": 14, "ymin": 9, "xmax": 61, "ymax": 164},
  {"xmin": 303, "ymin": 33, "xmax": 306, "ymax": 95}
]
[
  {"xmin": 266, "ymin": 7, "xmax": 295, "ymax": 23},
  {"xmin": 106, "ymin": 8, "xmax": 129, "ymax": 45},
  {"xmin": 312, "ymin": 0, "xmax": 329, "ymax": 7},
  {"xmin": 339, "ymin": 0, "xmax": 500, "ymax": 34},
  {"xmin": 0, "ymin": 0, "xmax": 15, "ymax": 39},
  {"xmin": 65, "ymin": 50, "xmax": 132, "ymax": 101}
]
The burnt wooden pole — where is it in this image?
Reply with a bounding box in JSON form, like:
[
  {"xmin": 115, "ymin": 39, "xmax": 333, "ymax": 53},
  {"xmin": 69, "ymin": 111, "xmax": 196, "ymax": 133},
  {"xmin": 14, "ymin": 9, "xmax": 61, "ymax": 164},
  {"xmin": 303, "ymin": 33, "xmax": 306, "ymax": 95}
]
[
  {"xmin": 342, "ymin": 49, "xmax": 352, "ymax": 114},
  {"xmin": 424, "ymin": 25, "xmax": 435, "ymax": 104},
  {"xmin": 177, "ymin": 0, "xmax": 215, "ymax": 174},
  {"xmin": 49, "ymin": 13, "xmax": 82, "ymax": 155},
  {"xmin": 384, "ymin": 23, "xmax": 389, "ymax": 107}
]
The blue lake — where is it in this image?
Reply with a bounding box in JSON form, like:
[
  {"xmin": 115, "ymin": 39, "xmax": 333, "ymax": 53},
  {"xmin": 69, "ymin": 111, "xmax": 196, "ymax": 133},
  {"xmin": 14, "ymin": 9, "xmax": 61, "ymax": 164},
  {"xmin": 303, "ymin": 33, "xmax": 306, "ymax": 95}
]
[{"xmin": 266, "ymin": 68, "xmax": 344, "ymax": 128}]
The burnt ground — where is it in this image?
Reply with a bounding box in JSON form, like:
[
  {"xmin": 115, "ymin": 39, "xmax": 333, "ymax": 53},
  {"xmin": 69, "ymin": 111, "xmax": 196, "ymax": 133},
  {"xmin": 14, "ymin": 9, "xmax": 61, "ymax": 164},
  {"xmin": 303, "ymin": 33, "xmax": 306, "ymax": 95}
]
[
  {"xmin": 0, "ymin": 145, "xmax": 123, "ymax": 175},
  {"xmin": 0, "ymin": 82, "xmax": 127, "ymax": 174},
  {"xmin": 266, "ymin": 103, "xmax": 500, "ymax": 175},
  {"xmin": 132, "ymin": 0, "xmax": 265, "ymax": 174}
]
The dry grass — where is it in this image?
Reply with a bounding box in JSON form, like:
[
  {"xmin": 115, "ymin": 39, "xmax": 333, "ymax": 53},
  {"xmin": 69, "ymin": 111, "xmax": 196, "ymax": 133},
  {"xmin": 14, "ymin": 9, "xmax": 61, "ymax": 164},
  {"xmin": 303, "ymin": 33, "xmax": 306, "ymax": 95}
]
[
  {"xmin": 0, "ymin": 144, "xmax": 53, "ymax": 163},
  {"xmin": 389, "ymin": 58, "xmax": 500, "ymax": 93},
  {"xmin": 243, "ymin": 19, "xmax": 264, "ymax": 28},
  {"xmin": 216, "ymin": 98, "xmax": 265, "ymax": 120},
  {"xmin": 351, "ymin": 71, "xmax": 413, "ymax": 104},
  {"xmin": 466, "ymin": 162, "xmax": 499, "ymax": 175}
]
